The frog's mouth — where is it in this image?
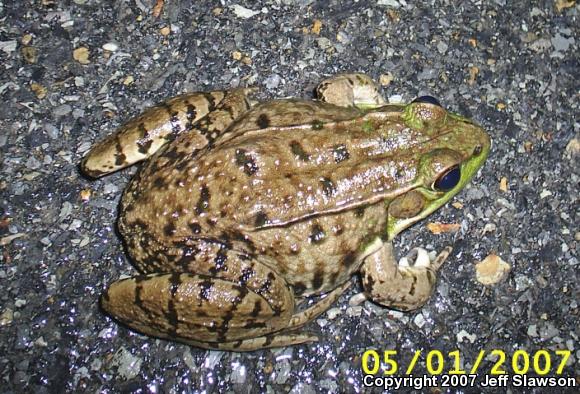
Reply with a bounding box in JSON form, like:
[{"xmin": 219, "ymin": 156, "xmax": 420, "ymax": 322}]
[{"xmin": 385, "ymin": 132, "xmax": 490, "ymax": 241}]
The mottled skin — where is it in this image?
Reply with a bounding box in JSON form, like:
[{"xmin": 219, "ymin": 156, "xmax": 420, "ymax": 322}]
[{"xmin": 81, "ymin": 73, "xmax": 490, "ymax": 351}]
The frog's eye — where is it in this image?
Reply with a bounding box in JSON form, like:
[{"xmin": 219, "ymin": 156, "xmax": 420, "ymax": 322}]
[
  {"xmin": 412, "ymin": 96, "xmax": 442, "ymax": 107},
  {"xmin": 433, "ymin": 165, "xmax": 461, "ymax": 191}
]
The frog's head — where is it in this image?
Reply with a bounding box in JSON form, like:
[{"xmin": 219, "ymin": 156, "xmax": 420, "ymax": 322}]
[{"xmin": 385, "ymin": 96, "xmax": 491, "ymax": 240}]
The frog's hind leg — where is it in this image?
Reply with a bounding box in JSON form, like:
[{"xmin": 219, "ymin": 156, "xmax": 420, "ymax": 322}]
[
  {"xmin": 213, "ymin": 280, "xmax": 352, "ymax": 351},
  {"xmin": 81, "ymin": 88, "xmax": 256, "ymax": 178},
  {"xmin": 101, "ymin": 249, "xmax": 322, "ymax": 351},
  {"xmin": 316, "ymin": 73, "xmax": 385, "ymax": 109},
  {"xmin": 174, "ymin": 281, "xmax": 351, "ymax": 351},
  {"xmin": 360, "ymin": 239, "xmax": 451, "ymax": 311}
]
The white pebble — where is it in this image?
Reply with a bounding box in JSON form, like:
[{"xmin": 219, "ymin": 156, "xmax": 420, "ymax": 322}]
[{"xmin": 102, "ymin": 42, "xmax": 119, "ymax": 52}]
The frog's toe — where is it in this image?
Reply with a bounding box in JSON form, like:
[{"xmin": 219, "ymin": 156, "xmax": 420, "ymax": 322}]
[
  {"xmin": 399, "ymin": 247, "xmax": 431, "ymax": 268},
  {"xmin": 316, "ymin": 73, "xmax": 385, "ymax": 108}
]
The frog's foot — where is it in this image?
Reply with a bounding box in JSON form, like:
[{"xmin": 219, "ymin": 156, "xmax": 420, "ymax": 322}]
[
  {"xmin": 81, "ymin": 88, "xmax": 256, "ymax": 178},
  {"xmin": 316, "ymin": 73, "xmax": 386, "ymax": 109},
  {"xmin": 399, "ymin": 246, "xmax": 452, "ymax": 272},
  {"xmin": 360, "ymin": 240, "xmax": 451, "ymax": 311}
]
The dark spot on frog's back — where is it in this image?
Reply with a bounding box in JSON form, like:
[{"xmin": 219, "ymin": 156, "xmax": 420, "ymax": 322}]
[
  {"xmin": 227, "ymin": 229, "xmax": 257, "ymax": 253},
  {"xmin": 235, "ymin": 148, "xmax": 259, "ymax": 176},
  {"xmin": 212, "ymin": 249, "xmax": 228, "ymax": 272},
  {"xmin": 153, "ymin": 177, "xmax": 167, "ymax": 189},
  {"xmin": 354, "ymin": 206, "xmax": 366, "ymax": 218},
  {"xmin": 312, "ymin": 269, "xmax": 325, "ymax": 290},
  {"xmin": 185, "ymin": 104, "xmax": 196, "ymax": 130},
  {"xmin": 293, "ymin": 281, "xmax": 307, "ymax": 296},
  {"xmin": 114, "ymin": 151, "xmax": 127, "ymax": 166},
  {"xmin": 311, "ymin": 119, "xmax": 324, "ymax": 130},
  {"xmin": 136, "ymin": 124, "xmax": 153, "ymax": 154},
  {"xmin": 196, "ymin": 185, "xmax": 210, "ymax": 214},
  {"xmin": 165, "ymin": 273, "xmax": 182, "ymax": 329},
  {"xmin": 332, "ymin": 144, "xmax": 350, "ymax": 163},
  {"xmin": 238, "ymin": 266, "xmax": 255, "ymax": 287},
  {"xmin": 250, "ymin": 300, "xmax": 262, "ymax": 317},
  {"xmin": 320, "ymin": 177, "xmax": 336, "ymax": 197},
  {"xmin": 254, "ymin": 211, "xmax": 270, "ymax": 228},
  {"xmin": 199, "ymin": 279, "xmax": 214, "ymax": 301},
  {"xmin": 342, "ymin": 251, "xmax": 357, "ymax": 269},
  {"xmin": 188, "ymin": 222, "xmax": 201, "ymax": 234},
  {"xmin": 289, "ymin": 141, "xmax": 310, "ymax": 162},
  {"xmin": 164, "ymin": 222, "xmax": 176, "ymax": 237},
  {"xmin": 309, "ymin": 224, "xmax": 326, "ymax": 244},
  {"xmin": 256, "ymin": 113, "xmax": 270, "ymax": 129}
]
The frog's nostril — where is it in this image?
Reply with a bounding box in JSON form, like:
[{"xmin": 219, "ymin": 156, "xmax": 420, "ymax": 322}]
[
  {"xmin": 412, "ymin": 96, "xmax": 442, "ymax": 107},
  {"xmin": 473, "ymin": 145, "xmax": 483, "ymax": 156}
]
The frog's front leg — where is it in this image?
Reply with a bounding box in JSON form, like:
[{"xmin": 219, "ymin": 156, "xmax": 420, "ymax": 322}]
[
  {"xmin": 101, "ymin": 251, "xmax": 334, "ymax": 351},
  {"xmin": 360, "ymin": 238, "xmax": 451, "ymax": 311},
  {"xmin": 316, "ymin": 73, "xmax": 386, "ymax": 108},
  {"xmin": 81, "ymin": 88, "xmax": 255, "ymax": 178}
]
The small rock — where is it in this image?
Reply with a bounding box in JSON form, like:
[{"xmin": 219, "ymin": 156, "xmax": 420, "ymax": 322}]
[
  {"xmin": 230, "ymin": 363, "xmax": 246, "ymax": 384},
  {"xmin": 73, "ymin": 47, "xmax": 90, "ymax": 64},
  {"xmin": 436, "ymin": 41, "xmax": 448, "ymax": 54},
  {"xmin": 336, "ymin": 31, "xmax": 351, "ymax": 44},
  {"xmin": 264, "ymin": 74, "xmax": 281, "ymax": 89},
  {"xmin": 413, "ymin": 313, "xmax": 426, "ymax": 328},
  {"xmin": 527, "ymin": 324, "xmax": 538, "ymax": 337},
  {"xmin": 25, "ymin": 156, "xmax": 41, "ymax": 170},
  {"xmin": 102, "ymin": 42, "xmax": 119, "ymax": 52},
  {"xmin": 111, "ymin": 347, "xmax": 142, "ymax": 380},
  {"xmin": 0, "ymin": 40, "xmax": 17, "ymax": 54},
  {"xmin": 103, "ymin": 183, "xmax": 119, "ymax": 194},
  {"xmin": 564, "ymin": 137, "xmax": 579, "ymax": 158},
  {"xmin": 457, "ymin": 329, "xmax": 477, "ymax": 343},
  {"xmin": 53, "ymin": 104, "xmax": 72, "ymax": 117},
  {"xmin": 551, "ymin": 33, "xmax": 574, "ymax": 52},
  {"xmin": 316, "ymin": 37, "xmax": 333, "ymax": 50},
  {"xmin": 326, "ymin": 307, "xmax": 341, "ymax": 320},
  {"xmin": 346, "ymin": 305, "xmax": 362, "ymax": 317},
  {"xmin": 230, "ymin": 4, "xmax": 260, "ymax": 19},
  {"xmin": 378, "ymin": 0, "xmax": 401, "ymax": 8},
  {"xmin": 475, "ymin": 254, "xmax": 511, "ymax": 285},
  {"xmin": 21, "ymin": 46, "xmax": 38, "ymax": 63},
  {"xmin": 44, "ymin": 123, "xmax": 60, "ymax": 140},
  {"xmin": 0, "ymin": 308, "xmax": 14, "ymax": 326},
  {"xmin": 348, "ymin": 292, "xmax": 367, "ymax": 306}
]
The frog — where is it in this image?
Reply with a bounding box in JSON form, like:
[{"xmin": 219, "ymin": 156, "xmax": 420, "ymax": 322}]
[{"xmin": 81, "ymin": 73, "xmax": 490, "ymax": 351}]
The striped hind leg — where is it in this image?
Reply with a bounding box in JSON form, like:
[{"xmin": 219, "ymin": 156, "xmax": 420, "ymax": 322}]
[{"xmin": 81, "ymin": 88, "xmax": 256, "ymax": 177}]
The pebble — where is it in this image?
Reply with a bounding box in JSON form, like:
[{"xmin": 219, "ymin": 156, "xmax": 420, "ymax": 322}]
[
  {"xmin": 551, "ymin": 33, "xmax": 574, "ymax": 52},
  {"xmin": 25, "ymin": 156, "xmax": 41, "ymax": 170},
  {"xmin": 44, "ymin": 123, "xmax": 60, "ymax": 139},
  {"xmin": 264, "ymin": 74, "xmax": 281, "ymax": 89},
  {"xmin": 102, "ymin": 42, "xmax": 119, "ymax": 52},
  {"xmin": 53, "ymin": 104, "xmax": 72, "ymax": 117}
]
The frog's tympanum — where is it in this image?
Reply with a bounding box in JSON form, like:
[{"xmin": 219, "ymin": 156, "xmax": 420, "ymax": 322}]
[{"xmin": 81, "ymin": 74, "xmax": 490, "ymax": 351}]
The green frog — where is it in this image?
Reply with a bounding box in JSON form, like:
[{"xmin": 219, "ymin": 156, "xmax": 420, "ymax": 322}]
[{"xmin": 81, "ymin": 73, "xmax": 490, "ymax": 351}]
